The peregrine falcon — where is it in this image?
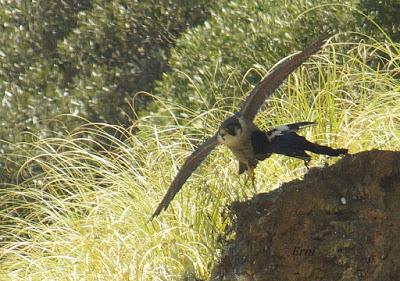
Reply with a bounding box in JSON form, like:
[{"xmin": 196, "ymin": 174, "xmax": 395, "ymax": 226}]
[{"xmin": 151, "ymin": 36, "xmax": 348, "ymax": 219}]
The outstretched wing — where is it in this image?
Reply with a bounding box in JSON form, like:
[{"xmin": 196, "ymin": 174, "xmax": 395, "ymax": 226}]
[
  {"xmin": 239, "ymin": 37, "xmax": 328, "ymax": 121},
  {"xmin": 151, "ymin": 134, "xmax": 220, "ymax": 219}
]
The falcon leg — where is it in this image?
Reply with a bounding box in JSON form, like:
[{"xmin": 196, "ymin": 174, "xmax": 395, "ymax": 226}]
[{"xmin": 246, "ymin": 165, "xmax": 257, "ymax": 193}]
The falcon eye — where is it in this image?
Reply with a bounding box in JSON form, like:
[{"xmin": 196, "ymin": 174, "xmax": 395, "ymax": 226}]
[{"xmin": 225, "ymin": 121, "xmax": 241, "ymax": 136}]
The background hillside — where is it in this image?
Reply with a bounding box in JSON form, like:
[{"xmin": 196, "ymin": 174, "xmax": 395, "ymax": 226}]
[{"xmin": 1, "ymin": 0, "xmax": 400, "ymax": 280}]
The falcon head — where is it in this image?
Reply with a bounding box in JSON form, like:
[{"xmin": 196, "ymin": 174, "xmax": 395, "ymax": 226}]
[{"xmin": 217, "ymin": 115, "xmax": 243, "ymax": 144}]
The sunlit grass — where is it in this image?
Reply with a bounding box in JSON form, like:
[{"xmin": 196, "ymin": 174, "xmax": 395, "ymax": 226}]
[{"xmin": 0, "ymin": 36, "xmax": 400, "ymax": 280}]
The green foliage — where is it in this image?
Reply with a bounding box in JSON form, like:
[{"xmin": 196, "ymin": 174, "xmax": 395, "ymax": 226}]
[
  {"xmin": 0, "ymin": 0, "xmax": 214, "ymax": 182},
  {"xmin": 0, "ymin": 0, "xmax": 89, "ymax": 143},
  {"xmin": 153, "ymin": 0, "xmax": 357, "ymax": 115},
  {"xmin": 58, "ymin": 0, "xmax": 214, "ymax": 125},
  {"xmin": 359, "ymin": 0, "xmax": 400, "ymax": 41},
  {"xmin": 153, "ymin": 0, "xmax": 400, "ymax": 118},
  {"xmin": 0, "ymin": 0, "xmax": 213, "ymax": 154}
]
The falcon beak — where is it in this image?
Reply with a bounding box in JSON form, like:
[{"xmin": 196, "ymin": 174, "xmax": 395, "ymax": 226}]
[
  {"xmin": 217, "ymin": 128, "xmax": 227, "ymax": 143},
  {"xmin": 221, "ymin": 128, "xmax": 228, "ymax": 135}
]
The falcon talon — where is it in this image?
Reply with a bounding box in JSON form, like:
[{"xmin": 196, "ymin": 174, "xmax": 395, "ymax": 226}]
[
  {"xmin": 251, "ymin": 176, "xmax": 257, "ymax": 194},
  {"xmin": 246, "ymin": 168, "xmax": 257, "ymax": 192},
  {"xmin": 304, "ymin": 160, "xmax": 310, "ymax": 170},
  {"xmin": 151, "ymin": 35, "xmax": 348, "ymax": 219}
]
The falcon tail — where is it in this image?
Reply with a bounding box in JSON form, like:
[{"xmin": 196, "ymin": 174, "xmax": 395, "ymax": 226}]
[
  {"xmin": 269, "ymin": 132, "xmax": 348, "ymax": 160},
  {"xmin": 303, "ymin": 141, "xmax": 348, "ymax": 156}
]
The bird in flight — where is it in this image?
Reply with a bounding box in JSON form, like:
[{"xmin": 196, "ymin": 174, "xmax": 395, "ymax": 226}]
[{"xmin": 151, "ymin": 36, "xmax": 348, "ymax": 219}]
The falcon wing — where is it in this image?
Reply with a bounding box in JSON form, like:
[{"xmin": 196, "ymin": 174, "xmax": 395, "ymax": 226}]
[
  {"xmin": 266, "ymin": 121, "xmax": 316, "ymax": 141},
  {"xmin": 151, "ymin": 133, "xmax": 220, "ymax": 219},
  {"xmin": 239, "ymin": 37, "xmax": 328, "ymax": 121}
]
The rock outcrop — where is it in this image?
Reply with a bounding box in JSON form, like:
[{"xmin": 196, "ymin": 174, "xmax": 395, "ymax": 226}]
[{"xmin": 211, "ymin": 150, "xmax": 400, "ymax": 281}]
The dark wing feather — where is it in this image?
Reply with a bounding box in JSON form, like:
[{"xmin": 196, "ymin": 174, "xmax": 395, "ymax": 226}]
[
  {"xmin": 239, "ymin": 37, "xmax": 328, "ymax": 121},
  {"xmin": 268, "ymin": 121, "xmax": 316, "ymax": 134},
  {"xmin": 266, "ymin": 121, "xmax": 316, "ymax": 141},
  {"xmin": 151, "ymin": 134, "xmax": 219, "ymax": 219},
  {"xmin": 283, "ymin": 121, "xmax": 316, "ymax": 131}
]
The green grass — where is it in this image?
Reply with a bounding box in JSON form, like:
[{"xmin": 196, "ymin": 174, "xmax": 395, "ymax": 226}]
[{"xmin": 1, "ymin": 36, "xmax": 400, "ymax": 280}]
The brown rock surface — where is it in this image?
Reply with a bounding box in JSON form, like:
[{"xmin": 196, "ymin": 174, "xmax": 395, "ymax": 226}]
[{"xmin": 211, "ymin": 150, "xmax": 400, "ymax": 281}]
